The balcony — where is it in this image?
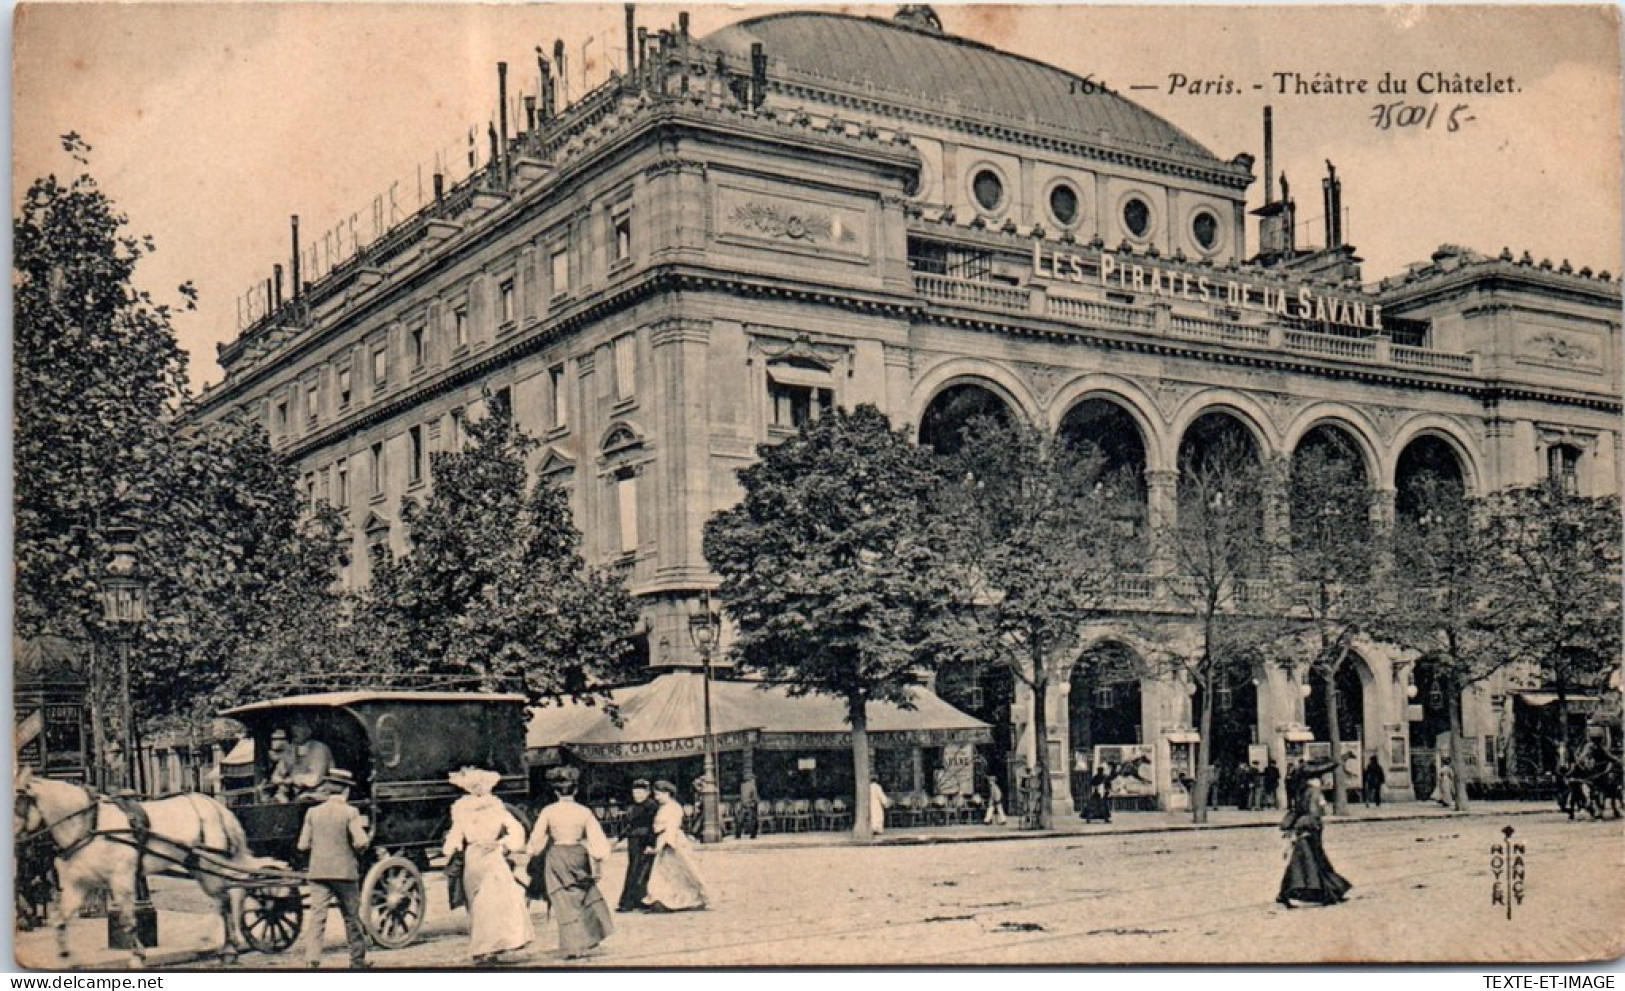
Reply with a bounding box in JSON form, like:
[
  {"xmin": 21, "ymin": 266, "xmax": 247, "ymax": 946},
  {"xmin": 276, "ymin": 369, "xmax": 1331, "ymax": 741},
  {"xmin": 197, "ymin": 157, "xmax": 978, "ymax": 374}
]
[{"xmin": 911, "ymin": 273, "xmax": 1477, "ymax": 377}]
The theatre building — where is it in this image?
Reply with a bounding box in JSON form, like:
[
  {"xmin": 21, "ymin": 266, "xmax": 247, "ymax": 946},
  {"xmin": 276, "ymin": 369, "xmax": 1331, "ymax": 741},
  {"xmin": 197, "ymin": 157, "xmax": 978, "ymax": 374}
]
[{"xmin": 190, "ymin": 7, "xmax": 1621, "ymax": 811}]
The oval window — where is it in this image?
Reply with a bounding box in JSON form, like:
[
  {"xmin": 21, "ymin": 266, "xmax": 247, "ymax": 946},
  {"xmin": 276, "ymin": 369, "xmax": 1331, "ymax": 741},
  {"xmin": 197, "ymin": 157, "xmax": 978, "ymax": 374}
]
[
  {"xmin": 1049, "ymin": 184, "xmax": 1080, "ymax": 226},
  {"xmin": 1123, "ymin": 197, "xmax": 1151, "ymax": 238},
  {"xmin": 972, "ymin": 169, "xmax": 1005, "ymax": 213},
  {"xmin": 1192, "ymin": 211, "xmax": 1220, "ymax": 251}
]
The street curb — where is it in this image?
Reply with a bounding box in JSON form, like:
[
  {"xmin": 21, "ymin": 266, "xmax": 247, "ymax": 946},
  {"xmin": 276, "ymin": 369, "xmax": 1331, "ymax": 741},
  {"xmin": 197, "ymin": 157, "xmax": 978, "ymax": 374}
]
[{"xmin": 708, "ymin": 804, "xmax": 1564, "ymax": 853}]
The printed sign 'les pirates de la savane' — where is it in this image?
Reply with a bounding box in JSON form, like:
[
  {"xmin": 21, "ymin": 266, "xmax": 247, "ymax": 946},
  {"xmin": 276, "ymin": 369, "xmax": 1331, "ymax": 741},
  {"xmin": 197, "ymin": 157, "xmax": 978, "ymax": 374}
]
[{"xmin": 1034, "ymin": 244, "xmax": 1386, "ymax": 333}]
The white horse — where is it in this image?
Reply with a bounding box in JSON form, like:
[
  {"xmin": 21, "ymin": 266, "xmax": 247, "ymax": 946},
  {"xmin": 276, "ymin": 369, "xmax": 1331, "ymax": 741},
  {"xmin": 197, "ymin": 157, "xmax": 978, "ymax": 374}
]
[{"xmin": 13, "ymin": 768, "xmax": 255, "ymax": 965}]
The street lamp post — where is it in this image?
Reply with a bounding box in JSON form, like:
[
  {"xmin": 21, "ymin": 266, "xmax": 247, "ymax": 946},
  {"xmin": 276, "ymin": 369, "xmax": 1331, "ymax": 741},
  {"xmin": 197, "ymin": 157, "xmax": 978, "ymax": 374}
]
[
  {"xmin": 688, "ymin": 591, "xmax": 723, "ymax": 845},
  {"xmin": 98, "ymin": 523, "xmax": 158, "ymax": 949}
]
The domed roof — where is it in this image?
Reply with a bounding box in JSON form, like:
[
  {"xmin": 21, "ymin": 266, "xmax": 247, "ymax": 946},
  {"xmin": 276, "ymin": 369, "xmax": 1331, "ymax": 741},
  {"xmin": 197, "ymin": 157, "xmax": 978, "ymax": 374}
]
[{"xmin": 703, "ymin": 10, "xmax": 1231, "ymax": 173}]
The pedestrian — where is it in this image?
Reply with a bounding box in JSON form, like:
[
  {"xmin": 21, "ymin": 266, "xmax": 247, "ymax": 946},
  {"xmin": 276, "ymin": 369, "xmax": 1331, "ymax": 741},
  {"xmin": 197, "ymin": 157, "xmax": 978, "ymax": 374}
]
[
  {"xmin": 1082, "ymin": 766, "xmax": 1112, "ymax": 823},
  {"xmin": 443, "ymin": 766, "xmax": 533, "ymax": 964},
  {"xmin": 983, "ymin": 776, "xmax": 1006, "ymax": 825},
  {"xmin": 1235, "ymin": 761, "xmax": 1255, "ymax": 811},
  {"xmin": 297, "ymin": 768, "xmax": 370, "ymax": 970},
  {"xmin": 644, "ymin": 780, "xmax": 710, "ymax": 911},
  {"xmin": 1262, "ymin": 759, "xmax": 1281, "ymax": 810},
  {"xmin": 869, "ymin": 776, "xmax": 893, "ymax": 835},
  {"xmin": 1434, "ymin": 757, "xmax": 1457, "ymax": 808},
  {"xmin": 735, "ymin": 773, "xmax": 761, "ymax": 840},
  {"xmin": 617, "ymin": 779, "xmax": 659, "ymax": 911},
  {"xmin": 1276, "ymin": 777, "xmax": 1352, "ymax": 909},
  {"xmin": 1362, "ymin": 755, "xmax": 1386, "ymax": 808},
  {"xmin": 526, "ymin": 766, "xmax": 614, "ymax": 959}
]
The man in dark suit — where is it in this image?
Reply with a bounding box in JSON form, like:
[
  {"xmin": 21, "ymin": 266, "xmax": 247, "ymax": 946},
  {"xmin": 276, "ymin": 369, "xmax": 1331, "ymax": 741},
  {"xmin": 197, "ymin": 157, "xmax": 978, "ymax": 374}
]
[
  {"xmin": 617, "ymin": 779, "xmax": 659, "ymax": 912},
  {"xmin": 298, "ymin": 768, "xmax": 371, "ymax": 969}
]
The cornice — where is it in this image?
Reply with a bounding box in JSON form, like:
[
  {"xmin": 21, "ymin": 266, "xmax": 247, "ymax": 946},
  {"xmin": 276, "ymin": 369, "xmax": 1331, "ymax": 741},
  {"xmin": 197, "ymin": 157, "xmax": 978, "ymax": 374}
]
[
  {"xmin": 769, "ymin": 78, "xmax": 1253, "ymax": 191},
  {"xmin": 221, "ymin": 260, "xmax": 1621, "ymax": 464}
]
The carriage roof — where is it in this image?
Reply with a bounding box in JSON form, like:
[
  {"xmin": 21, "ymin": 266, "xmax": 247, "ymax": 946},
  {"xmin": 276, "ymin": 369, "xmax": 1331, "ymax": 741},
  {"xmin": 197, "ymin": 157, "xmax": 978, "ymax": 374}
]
[{"xmin": 221, "ymin": 691, "xmax": 530, "ymax": 786}]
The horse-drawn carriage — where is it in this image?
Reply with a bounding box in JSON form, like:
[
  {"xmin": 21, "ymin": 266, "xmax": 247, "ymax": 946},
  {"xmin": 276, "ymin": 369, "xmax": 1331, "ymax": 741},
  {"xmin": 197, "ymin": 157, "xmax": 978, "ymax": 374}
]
[
  {"xmin": 16, "ymin": 690, "xmax": 529, "ymax": 963},
  {"xmin": 220, "ymin": 690, "xmax": 530, "ymax": 953}
]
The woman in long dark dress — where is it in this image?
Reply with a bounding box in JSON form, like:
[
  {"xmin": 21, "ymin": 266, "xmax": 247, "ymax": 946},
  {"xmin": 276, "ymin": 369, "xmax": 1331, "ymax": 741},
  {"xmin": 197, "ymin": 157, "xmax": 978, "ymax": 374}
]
[
  {"xmin": 1082, "ymin": 767, "xmax": 1113, "ymax": 823},
  {"xmin": 1277, "ymin": 778, "xmax": 1351, "ymax": 908},
  {"xmin": 526, "ymin": 767, "xmax": 615, "ymax": 958}
]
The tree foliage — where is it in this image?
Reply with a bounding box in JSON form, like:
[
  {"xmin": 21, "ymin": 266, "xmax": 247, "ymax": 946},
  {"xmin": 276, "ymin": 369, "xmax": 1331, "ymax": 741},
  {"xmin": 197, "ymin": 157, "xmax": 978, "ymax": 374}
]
[
  {"xmin": 14, "ymin": 137, "xmax": 349, "ymax": 741},
  {"xmin": 1375, "ymin": 476, "xmax": 1508, "ymax": 810},
  {"xmin": 1284, "ymin": 432, "xmax": 1380, "ymax": 814},
  {"xmin": 1154, "ymin": 436, "xmax": 1278, "ymax": 822},
  {"xmin": 362, "ymin": 398, "xmax": 642, "ymax": 700},
  {"xmin": 703, "ymin": 405, "xmax": 957, "ymax": 840},
  {"xmin": 1482, "ymin": 478, "xmax": 1622, "ymax": 756},
  {"xmin": 936, "ymin": 415, "xmax": 1134, "ymax": 828},
  {"xmin": 13, "ymin": 134, "xmax": 192, "ymax": 640}
]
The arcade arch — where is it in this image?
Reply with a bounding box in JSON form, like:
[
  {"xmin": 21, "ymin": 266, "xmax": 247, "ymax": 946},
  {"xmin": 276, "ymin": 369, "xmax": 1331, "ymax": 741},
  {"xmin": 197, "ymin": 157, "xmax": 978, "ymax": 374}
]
[
  {"xmin": 918, "ymin": 380, "xmax": 1019, "ymax": 456},
  {"xmin": 1394, "ymin": 432, "xmax": 1469, "ymax": 524},
  {"xmin": 1059, "ymin": 397, "xmax": 1150, "ymax": 549},
  {"xmin": 1176, "ymin": 408, "xmax": 1267, "ymax": 550},
  {"xmin": 1067, "ymin": 641, "xmax": 1146, "ymax": 806},
  {"xmin": 1290, "ymin": 422, "xmax": 1375, "ymax": 558}
]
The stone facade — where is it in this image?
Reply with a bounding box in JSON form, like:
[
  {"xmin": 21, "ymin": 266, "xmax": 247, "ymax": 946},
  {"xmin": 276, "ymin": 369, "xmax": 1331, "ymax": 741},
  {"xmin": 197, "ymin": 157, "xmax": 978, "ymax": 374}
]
[{"xmin": 190, "ymin": 9, "xmax": 1621, "ymax": 811}]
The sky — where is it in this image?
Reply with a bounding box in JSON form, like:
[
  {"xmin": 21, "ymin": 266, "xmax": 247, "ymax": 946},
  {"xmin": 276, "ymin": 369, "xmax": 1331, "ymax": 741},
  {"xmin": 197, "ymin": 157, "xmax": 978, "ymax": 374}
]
[{"xmin": 13, "ymin": 2, "xmax": 1621, "ymax": 392}]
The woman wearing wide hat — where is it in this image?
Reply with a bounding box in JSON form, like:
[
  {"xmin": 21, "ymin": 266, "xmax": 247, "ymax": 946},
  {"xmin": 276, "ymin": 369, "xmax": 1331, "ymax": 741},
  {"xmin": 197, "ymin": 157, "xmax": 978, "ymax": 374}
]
[
  {"xmin": 526, "ymin": 766, "xmax": 615, "ymax": 958},
  {"xmin": 442, "ymin": 766, "xmax": 534, "ymax": 964},
  {"xmin": 1276, "ymin": 776, "xmax": 1352, "ymax": 909}
]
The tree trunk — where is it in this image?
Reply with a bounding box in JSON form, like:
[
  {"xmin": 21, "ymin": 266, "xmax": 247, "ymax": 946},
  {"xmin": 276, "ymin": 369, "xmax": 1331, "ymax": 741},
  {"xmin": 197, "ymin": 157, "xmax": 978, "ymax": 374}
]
[
  {"xmin": 1326, "ymin": 663, "xmax": 1348, "ymax": 817},
  {"xmin": 1555, "ymin": 669, "xmax": 1572, "ymax": 769},
  {"xmin": 1194, "ymin": 663, "xmax": 1213, "ymax": 824},
  {"xmin": 1446, "ymin": 671, "xmax": 1470, "ymax": 812},
  {"xmin": 1030, "ymin": 648, "xmax": 1053, "ymax": 830},
  {"xmin": 850, "ymin": 695, "xmax": 874, "ymax": 842}
]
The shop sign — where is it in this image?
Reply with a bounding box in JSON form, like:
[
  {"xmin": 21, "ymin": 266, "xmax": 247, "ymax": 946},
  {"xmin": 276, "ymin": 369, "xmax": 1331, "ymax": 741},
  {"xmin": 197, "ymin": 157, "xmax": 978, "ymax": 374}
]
[{"xmin": 569, "ymin": 729, "xmax": 759, "ymax": 762}]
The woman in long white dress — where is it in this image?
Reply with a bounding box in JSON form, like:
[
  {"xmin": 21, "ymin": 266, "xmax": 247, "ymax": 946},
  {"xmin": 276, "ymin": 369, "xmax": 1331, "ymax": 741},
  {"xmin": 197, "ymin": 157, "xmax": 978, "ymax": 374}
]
[
  {"xmin": 443, "ymin": 767, "xmax": 534, "ymax": 964},
  {"xmin": 526, "ymin": 766, "xmax": 615, "ymax": 958},
  {"xmin": 643, "ymin": 780, "xmax": 710, "ymax": 911}
]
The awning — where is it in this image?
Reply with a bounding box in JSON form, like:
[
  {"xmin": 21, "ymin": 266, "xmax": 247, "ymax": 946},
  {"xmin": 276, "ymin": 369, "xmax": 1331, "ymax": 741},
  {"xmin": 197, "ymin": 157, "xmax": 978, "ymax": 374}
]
[
  {"xmin": 1513, "ymin": 692, "xmax": 1610, "ymax": 709},
  {"xmin": 526, "ymin": 672, "xmax": 991, "ymax": 764}
]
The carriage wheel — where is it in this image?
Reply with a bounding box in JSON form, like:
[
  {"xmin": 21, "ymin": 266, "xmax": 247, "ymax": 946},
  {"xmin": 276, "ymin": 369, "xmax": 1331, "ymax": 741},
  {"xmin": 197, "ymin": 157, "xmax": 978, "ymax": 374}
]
[
  {"xmin": 361, "ymin": 856, "xmax": 425, "ymax": 950},
  {"xmin": 240, "ymin": 886, "xmax": 303, "ymax": 955}
]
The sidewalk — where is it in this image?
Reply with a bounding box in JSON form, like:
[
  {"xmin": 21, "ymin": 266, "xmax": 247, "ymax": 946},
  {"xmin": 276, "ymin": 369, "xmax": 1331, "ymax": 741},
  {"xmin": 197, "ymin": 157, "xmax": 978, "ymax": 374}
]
[
  {"xmin": 717, "ymin": 798, "xmax": 1564, "ymax": 851},
  {"xmin": 13, "ymin": 799, "xmax": 1569, "ymax": 970},
  {"xmin": 13, "ymin": 908, "xmax": 228, "ymax": 971}
]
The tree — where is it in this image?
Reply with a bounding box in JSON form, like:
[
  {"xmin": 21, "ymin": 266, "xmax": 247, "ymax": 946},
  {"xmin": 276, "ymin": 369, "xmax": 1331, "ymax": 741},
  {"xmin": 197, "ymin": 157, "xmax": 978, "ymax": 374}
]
[
  {"xmin": 1484, "ymin": 478, "xmax": 1622, "ymax": 762},
  {"xmin": 363, "ymin": 396, "xmax": 642, "ymax": 700},
  {"xmin": 702, "ymin": 405, "xmax": 958, "ymax": 841},
  {"xmin": 1284, "ymin": 433, "xmax": 1380, "ymax": 815},
  {"xmin": 1156, "ymin": 437, "xmax": 1277, "ymax": 823},
  {"xmin": 936, "ymin": 415, "xmax": 1134, "ymax": 828},
  {"xmin": 13, "ymin": 138, "xmax": 353, "ymax": 765},
  {"xmin": 13, "ymin": 134, "xmax": 191, "ymax": 641},
  {"xmin": 1378, "ymin": 477, "xmax": 1509, "ymax": 811},
  {"xmin": 149, "ymin": 417, "xmax": 357, "ymax": 720}
]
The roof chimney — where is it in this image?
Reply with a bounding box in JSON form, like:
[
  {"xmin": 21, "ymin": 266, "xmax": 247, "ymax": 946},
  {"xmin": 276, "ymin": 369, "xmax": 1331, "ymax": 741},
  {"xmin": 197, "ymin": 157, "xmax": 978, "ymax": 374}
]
[
  {"xmin": 679, "ymin": 12, "xmax": 690, "ymax": 93},
  {"xmin": 290, "ymin": 215, "xmax": 301, "ymax": 301},
  {"xmin": 624, "ymin": 4, "xmax": 637, "ymax": 85},
  {"xmin": 497, "ymin": 62, "xmax": 510, "ymax": 185},
  {"xmin": 1262, "ymin": 106, "xmax": 1275, "ymax": 205}
]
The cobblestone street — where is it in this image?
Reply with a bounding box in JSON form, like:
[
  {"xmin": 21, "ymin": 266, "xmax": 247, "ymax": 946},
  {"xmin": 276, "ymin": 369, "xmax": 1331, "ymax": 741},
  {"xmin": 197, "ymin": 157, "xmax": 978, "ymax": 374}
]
[{"xmin": 19, "ymin": 806, "xmax": 1622, "ymax": 969}]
